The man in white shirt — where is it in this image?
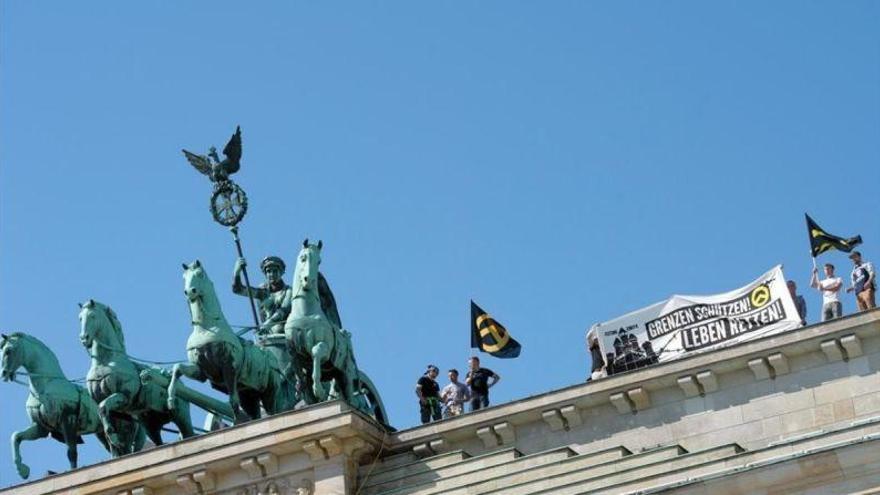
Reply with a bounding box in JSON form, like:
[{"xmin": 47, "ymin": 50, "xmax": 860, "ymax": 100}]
[
  {"xmin": 440, "ymin": 369, "xmax": 470, "ymax": 418},
  {"xmin": 847, "ymin": 251, "xmax": 876, "ymax": 311},
  {"xmin": 811, "ymin": 263, "xmax": 843, "ymax": 321}
]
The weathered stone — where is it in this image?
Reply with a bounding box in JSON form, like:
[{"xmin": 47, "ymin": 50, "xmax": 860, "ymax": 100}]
[
  {"xmin": 841, "ymin": 334, "xmax": 863, "ymax": 358},
  {"xmin": 821, "ymin": 339, "xmax": 845, "ymax": 362},
  {"xmin": 696, "ymin": 370, "xmax": 719, "ymax": 393},
  {"xmin": 542, "ymin": 409, "xmax": 565, "ymax": 431},
  {"xmin": 476, "ymin": 426, "xmax": 499, "ymax": 448},
  {"xmin": 494, "ymin": 422, "xmax": 516, "ymax": 444},
  {"xmin": 678, "ymin": 376, "xmax": 701, "ymax": 398},
  {"xmin": 610, "ymin": 392, "xmax": 632, "ymax": 414},
  {"xmin": 767, "ymin": 352, "xmax": 790, "ymax": 375},
  {"xmin": 560, "ymin": 405, "xmax": 582, "ymax": 428},
  {"xmin": 628, "ymin": 387, "xmax": 651, "ymax": 410},
  {"xmin": 240, "ymin": 457, "xmax": 263, "ymax": 479},
  {"xmin": 748, "ymin": 357, "xmax": 772, "ymax": 380}
]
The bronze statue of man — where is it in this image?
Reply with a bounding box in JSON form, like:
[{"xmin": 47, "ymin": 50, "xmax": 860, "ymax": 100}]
[{"xmin": 233, "ymin": 256, "xmax": 291, "ymax": 335}]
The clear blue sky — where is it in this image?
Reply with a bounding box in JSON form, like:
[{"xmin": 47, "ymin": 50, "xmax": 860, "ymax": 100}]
[{"xmin": 1, "ymin": 1, "xmax": 878, "ymax": 487}]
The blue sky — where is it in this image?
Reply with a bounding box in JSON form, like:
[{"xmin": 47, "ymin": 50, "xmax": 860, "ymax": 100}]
[{"xmin": 1, "ymin": 1, "xmax": 878, "ymax": 487}]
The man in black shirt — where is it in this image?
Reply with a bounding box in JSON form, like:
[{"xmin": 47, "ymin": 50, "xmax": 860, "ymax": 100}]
[
  {"xmin": 416, "ymin": 365, "xmax": 441, "ymax": 424},
  {"xmin": 465, "ymin": 356, "xmax": 500, "ymax": 411}
]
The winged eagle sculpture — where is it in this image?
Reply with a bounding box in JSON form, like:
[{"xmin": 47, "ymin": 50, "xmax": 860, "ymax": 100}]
[
  {"xmin": 182, "ymin": 126, "xmax": 248, "ymax": 226},
  {"xmin": 182, "ymin": 126, "xmax": 242, "ymax": 183}
]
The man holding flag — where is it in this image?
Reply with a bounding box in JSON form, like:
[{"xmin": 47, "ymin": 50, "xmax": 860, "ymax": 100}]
[
  {"xmin": 805, "ymin": 214, "xmax": 866, "ymax": 320},
  {"xmin": 811, "ymin": 263, "xmax": 843, "ymax": 321}
]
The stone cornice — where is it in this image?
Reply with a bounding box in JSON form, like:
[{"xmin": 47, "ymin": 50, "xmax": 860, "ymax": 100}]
[{"xmin": 1, "ymin": 401, "xmax": 385, "ymax": 495}]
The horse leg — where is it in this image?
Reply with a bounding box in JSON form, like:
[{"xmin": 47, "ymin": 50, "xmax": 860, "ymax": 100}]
[
  {"xmin": 167, "ymin": 362, "xmax": 205, "ymax": 411},
  {"xmin": 131, "ymin": 422, "xmax": 146, "ymax": 452},
  {"xmin": 109, "ymin": 416, "xmax": 139, "ymax": 455},
  {"xmin": 172, "ymin": 400, "xmax": 195, "ymax": 439},
  {"xmin": 291, "ymin": 352, "xmax": 316, "ymax": 405},
  {"xmin": 95, "ymin": 426, "xmax": 111, "ymax": 454},
  {"xmin": 261, "ymin": 374, "xmax": 285, "ymax": 415},
  {"xmin": 221, "ymin": 361, "xmax": 248, "ymax": 423},
  {"xmin": 278, "ymin": 363, "xmax": 301, "ymax": 409},
  {"xmin": 11, "ymin": 423, "xmax": 48, "ymax": 479},
  {"xmin": 340, "ymin": 356, "xmax": 359, "ymax": 405},
  {"xmin": 311, "ymin": 342, "xmax": 330, "ymax": 401},
  {"xmin": 240, "ymin": 390, "xmax": 262, "ymax": 420},
  {"xmin": 145, "ymin": 424, "xmax": 164, "ymax": 447},
  {"xmin": 61, "ymin": 413, "xmax": 79, "ymax": 470},
  {"xmin": 98, "ymin": 392, "xmax": 129, "ymax": 455}
]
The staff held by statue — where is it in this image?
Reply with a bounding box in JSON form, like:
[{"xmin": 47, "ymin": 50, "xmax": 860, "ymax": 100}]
[{"xmin": 182, "ymin": 126, "xmax": 262, "ymax": 331}]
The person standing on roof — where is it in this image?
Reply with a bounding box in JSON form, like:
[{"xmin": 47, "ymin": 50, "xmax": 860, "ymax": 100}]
[
  {"xmin": 416, "ymin": 365, "xmax": 442, "ymax": 424},
  {"xmin": 847, "ymin": 251, "xmax": 876, "ymax": 312},
  {"xmin": 811, "ymin": 263, "xmax": 843, "ymax": 321}
]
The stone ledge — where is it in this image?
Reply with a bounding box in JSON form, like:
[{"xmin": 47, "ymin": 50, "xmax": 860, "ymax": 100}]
[
  {"xmin": 0, "ymin": 401, "xmax": 385, "ymax": 495},
  {"xmin": 623, "ymin": 428, "xmax": 880, "ymax": 494}
]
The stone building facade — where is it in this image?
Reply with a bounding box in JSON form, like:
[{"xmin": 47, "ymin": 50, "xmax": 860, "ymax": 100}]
[{"xmin": 3, "ymin": 308, "xmax": 880, "ymax": 494}]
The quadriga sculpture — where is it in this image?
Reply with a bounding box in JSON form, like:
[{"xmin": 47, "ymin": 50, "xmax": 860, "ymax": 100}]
[
  {"xmin": 79, "ymin": 299, "xmax": 196, "ymax": 453},
  {"xmin": 0, "ymin": 332, "xmax": 139, "ymax": 479},
  {"xmin": 285, "ymin": 240, "xmax": 389, "ymax": 425},
  {"xmin": 168, "ymin": 260, "xmax": 297, "ymax": 423}
]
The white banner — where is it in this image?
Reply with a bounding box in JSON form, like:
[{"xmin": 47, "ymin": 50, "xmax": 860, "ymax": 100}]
[{"xmin": 593, "ymin": 265, "xmax": 801, "ymax": 373}]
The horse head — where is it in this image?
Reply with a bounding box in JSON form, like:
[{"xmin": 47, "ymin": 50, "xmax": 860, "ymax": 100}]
[
  {"xmin": 294, "ymin": 239, "xmax": 323, "ymax": 293},
  {"xmin": 78, "ymin": 299, "xmax": 99, "ymax": 350},
  {"xmin": 182, "ymin": 260, "xmax": 209, "ymax": 303},
  {"xmin": 183, "ymin": 260, "xmax": 226, "ymax": 327},
  {"xmin": 78, "ymin": 299, "xmax": 125, "ymax": 354},
  {"xmin": 1, "ymin": 332, "xmax": 24, "ymax": 382}
]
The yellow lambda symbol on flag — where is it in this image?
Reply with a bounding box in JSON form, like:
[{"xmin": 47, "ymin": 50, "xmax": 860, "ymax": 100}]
[
  {"xmin": 806, "ymin": 214, "xmax": 862, "ymax": 257},
  {"xmin": 750, "ymin": 284, "xmax": 771, "ymax": 307},
  {"xmin": 811, "ymin": 229, "xmax": 835, "ymax": 253},
  {"xmin": 470, "ymin": 301, "xmax": 521, "ymax": 358},
  {"xmin": 476, "ymin": 314, "xmax": 510, "ymax": 353}
]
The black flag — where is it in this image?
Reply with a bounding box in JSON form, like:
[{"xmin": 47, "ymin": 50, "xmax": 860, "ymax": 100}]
[
  {"xmin": 806, "ymin": 214, "xmax": 862, "ymax": 257},
  {"xmin": 471, "ymin": 301, "xmax": 521, "ymax": 358}
]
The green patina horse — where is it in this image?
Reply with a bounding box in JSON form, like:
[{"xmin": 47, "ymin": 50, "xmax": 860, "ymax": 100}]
[
  {"xmin": 168, "ymin": 260, "xmax": 297, "ymax": 423},
  {"xmin": 285, "ymin": 240, "xmax": 389, "ymax": 425},
  {"xmin": 79, "ymin": 299, "xmax": 195, "ymax": 454},
  {"xmin": 0, "ymin": 332, "xmax": 136, "ymax": 479}
]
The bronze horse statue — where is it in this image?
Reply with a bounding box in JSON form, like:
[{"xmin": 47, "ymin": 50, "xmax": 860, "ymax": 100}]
[
  {"xmin": 167, "ymin": 260, "xmax": 297, "ymax": 423},
  {"xmin": 285, "ymin": 240, "xmax": 389, "ymax": 425},
  {"xmin": 79, "ymin": 299, "xmax": 196, "ymax": 453},
  {"xmin": 1, "ymin": 332, "xmax": 140, "ymax": 479}
]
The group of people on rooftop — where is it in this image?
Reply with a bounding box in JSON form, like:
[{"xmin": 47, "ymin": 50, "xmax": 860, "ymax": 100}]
[
  {"xmin": 791, "ymin": 250, "xmax": 876, "ymax": 323},
  {"xmin": 415, "ymin": 356, "xmax": 501, "ymax": 424}
]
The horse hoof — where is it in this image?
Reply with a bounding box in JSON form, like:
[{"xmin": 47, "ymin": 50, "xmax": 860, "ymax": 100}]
[
  {"xmin": 17, "ymin": 463, "xmax": 30, "ymax": 479},
  {"xmin": 313, "ymin": 386, "xmax": 326, "ymax": 402}
]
